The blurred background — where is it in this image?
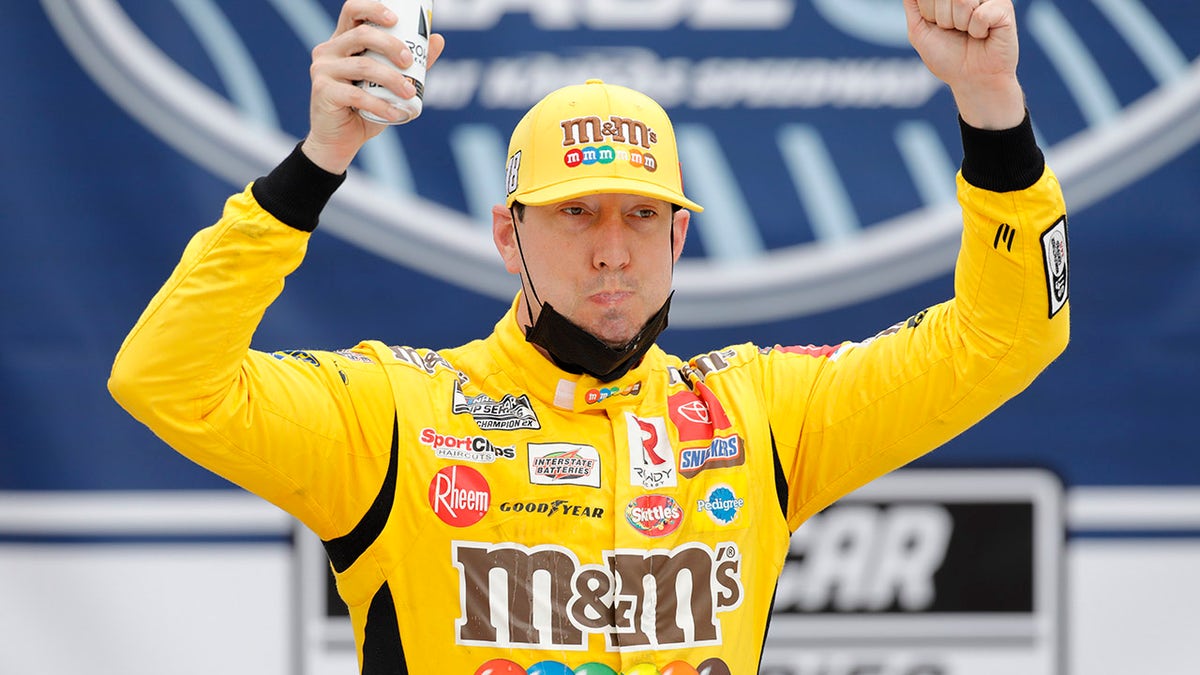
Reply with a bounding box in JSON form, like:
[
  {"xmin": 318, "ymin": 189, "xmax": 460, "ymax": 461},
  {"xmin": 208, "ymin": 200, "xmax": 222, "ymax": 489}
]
[{"xmin": 2, "ymin": 1, "xmax": 1198, "ymax": 673}]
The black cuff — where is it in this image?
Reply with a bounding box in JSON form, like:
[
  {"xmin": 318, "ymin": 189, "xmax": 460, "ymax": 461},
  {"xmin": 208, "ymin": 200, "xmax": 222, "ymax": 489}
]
[
  {"xmin": 959, "ymin": 111, "xmax": 1045, "ymax": 193},
  {"xmin": 250, "ymin": 142, "xmax": 347, "ymax": 233}
]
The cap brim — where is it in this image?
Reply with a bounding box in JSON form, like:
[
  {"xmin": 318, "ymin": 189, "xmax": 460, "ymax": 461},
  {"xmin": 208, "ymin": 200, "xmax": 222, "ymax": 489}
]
[{"xmin": 510, "ymin": 176, "xmax": 704, "ymax": 213}]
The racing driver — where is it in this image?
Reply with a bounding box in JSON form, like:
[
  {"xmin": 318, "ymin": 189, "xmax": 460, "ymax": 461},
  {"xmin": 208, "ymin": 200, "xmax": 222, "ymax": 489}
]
[{"xmin": 109, "ymin": 0, "xmax": 1069, "ymax": 673}]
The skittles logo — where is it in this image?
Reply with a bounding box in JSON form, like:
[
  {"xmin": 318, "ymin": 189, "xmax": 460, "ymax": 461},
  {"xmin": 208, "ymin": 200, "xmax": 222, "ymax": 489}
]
[
  {"xmin": 474, "ymin": 658, "xmax": 731, "ymax": 675},
  {"xmin": 625, "ymin": 494, "xmax": 684, "ymax": 537}
]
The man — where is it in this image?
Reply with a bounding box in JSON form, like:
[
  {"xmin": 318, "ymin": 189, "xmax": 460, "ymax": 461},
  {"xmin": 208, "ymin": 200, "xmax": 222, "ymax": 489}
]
[{"xmin": 109, "ymin": 0, "xmax": 1069, "ymax": 672}]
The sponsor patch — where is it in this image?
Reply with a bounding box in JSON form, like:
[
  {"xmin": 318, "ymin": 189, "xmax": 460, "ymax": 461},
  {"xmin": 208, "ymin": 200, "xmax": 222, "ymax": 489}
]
[
  {"xmin": 626, "ymin": 414, "xmax": 676, "ymax": 489},
  {"xmin": 418, "ymin": 428, "xmax": 515, "ymax": 463},
  {"xmin": 625, "ymin": 494, "xmax": 684, "ymax": 537},
  {"xmin": 765, "ymin": 344, "xmax": 842, "ymax": 358},
  {"xmin": 453, "ymin": 540, "xmax": 742, "ymax": 650},
  {"xmin": 1040, "ymin": 217, "xmax": 1069, "ymax": 318},
  {"xmin": 679, "ymin": 435, "xmax": 746, "ymax": 478},
  {"xmin": 452, "ymin": 382, "xmax": 541, "ymax": 431},
  {"xmin": 697, "ymin": 486, "xmax": 746, "ymax": 525},
  {"xmin": 271, "ymin": 350, "xmax": 320, "ymax": 367},
  {"xmin": 584, "ymin": 381, "xmax": 642, "ymax": 405},
  {"xmin": 497, "ymin": 499, "xmax": 605, "ymax": 519},
  {"xmin": 667, "ymin": 381, "xmax": 732, "ymax": 443},
  {"xmin": 527, "ymin": 443, "xmax": 602, "ymax": 488},
  {"xmin": 428, "ymin": 465, "xmax": 490, "ymax": 528},
  {"xmin": 390, "ymin": 345, "xmax": 467, "ymax": 382},
  {"xmin": 334, "ymin": 349, "xmax": 375, "ymax": 364}
]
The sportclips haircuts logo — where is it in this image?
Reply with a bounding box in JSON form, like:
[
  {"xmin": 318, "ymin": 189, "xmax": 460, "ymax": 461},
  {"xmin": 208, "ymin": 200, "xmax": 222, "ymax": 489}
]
[
  {"xmin": 54, "ymin": 0, "xmax": 1200, "ymax": 325},
  {"xmin": 453, "ymin": 540, "xmax": 742, "ymax": 650},
  {"xmin": 420, "ymin": 428, "xmax": 516, "ymax": 463}
]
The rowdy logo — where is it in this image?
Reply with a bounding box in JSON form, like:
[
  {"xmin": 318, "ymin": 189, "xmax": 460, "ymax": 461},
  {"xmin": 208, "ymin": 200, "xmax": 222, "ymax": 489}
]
[{"xmin": 626, "ymin": 414, "xmax": 676, "ymax": 489}]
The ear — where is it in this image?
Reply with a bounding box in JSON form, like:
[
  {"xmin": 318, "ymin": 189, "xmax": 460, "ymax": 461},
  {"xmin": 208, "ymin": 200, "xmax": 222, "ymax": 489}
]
[
  {"xmin": 671, "ymin": 209, "xmax": 691, "ymax": 264},
  {"xmin": 492, "ymin": 204, "xmax": 523, "ymax": 275}
]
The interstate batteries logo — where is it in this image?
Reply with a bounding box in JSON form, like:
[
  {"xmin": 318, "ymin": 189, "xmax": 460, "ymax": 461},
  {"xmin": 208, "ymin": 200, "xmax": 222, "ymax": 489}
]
[
  {"xmin": 46, "ymin": 0, "xmax": 1200, "ymax": 325},
  {"xmin": 527, "ymin": 443, "xmax": 602, "ymax": 488}
]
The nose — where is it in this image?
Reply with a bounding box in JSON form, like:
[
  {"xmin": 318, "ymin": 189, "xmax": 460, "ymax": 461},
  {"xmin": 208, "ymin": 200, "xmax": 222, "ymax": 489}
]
[{"xmin": 591, "ymin": 208, "xmax": 632, "ymax": 271}]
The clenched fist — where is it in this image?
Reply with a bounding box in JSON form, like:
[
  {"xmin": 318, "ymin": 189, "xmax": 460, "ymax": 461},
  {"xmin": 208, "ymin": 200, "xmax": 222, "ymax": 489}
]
[{"xmin": 904, "ymin": 0, "xmax": 1025, "ymax": 129}]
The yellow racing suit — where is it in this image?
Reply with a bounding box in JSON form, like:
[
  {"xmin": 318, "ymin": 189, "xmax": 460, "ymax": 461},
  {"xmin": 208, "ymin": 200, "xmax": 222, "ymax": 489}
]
[{"xmin": 109, "ymin": 115, "xmax": 1069, "ymax": 675}]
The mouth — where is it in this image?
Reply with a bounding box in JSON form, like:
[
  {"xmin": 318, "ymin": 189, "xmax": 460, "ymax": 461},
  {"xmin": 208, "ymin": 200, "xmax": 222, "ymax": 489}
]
[{"xmin": 588, "ymin": 290, "xmax": 635, "ymax": 306}]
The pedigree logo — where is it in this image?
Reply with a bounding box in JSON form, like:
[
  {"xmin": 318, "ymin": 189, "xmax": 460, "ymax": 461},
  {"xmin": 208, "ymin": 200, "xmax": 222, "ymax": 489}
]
[{"xmin": 428, "ymin": 465, "xmax": 491, "ymax": 528}]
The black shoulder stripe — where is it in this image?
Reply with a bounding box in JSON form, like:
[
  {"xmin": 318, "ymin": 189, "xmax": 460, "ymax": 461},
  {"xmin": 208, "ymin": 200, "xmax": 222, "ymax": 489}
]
[
  {"xmin": 757, "ymin": 582, "xmax": 781, "ymax": 673},
  {"xmin": 771, "ymin": 427, "xmax": 789, "ymax": 523},
  {"xmin": 323, "ymin": 414, "xmax": 399, "ymax": 573},
  {"xmin": 361, "ymin": 582, "xmax": 407, "ymax": 674}
]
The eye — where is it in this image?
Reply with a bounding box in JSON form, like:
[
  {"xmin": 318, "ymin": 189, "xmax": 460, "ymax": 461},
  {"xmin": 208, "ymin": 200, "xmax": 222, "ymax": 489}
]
[
  {"xmin": 633, "ymin": 207, "xmax": 658, "ymax": 219},
  {"xmin": 561, "ymin": 206, "xmax": 586, "ymax": 216}
]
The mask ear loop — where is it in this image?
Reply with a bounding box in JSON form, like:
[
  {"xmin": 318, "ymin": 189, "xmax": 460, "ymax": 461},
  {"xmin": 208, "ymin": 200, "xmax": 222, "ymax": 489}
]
[{"xmin": 510, "ymin": 206, "xmax": 543, "ymax": 327}]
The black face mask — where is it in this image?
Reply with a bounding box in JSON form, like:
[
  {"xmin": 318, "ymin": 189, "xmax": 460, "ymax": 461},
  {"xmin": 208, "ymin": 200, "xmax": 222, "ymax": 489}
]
[{"xmin": 525, "ymin": 293, "xmax": 671, "ymax": 382}]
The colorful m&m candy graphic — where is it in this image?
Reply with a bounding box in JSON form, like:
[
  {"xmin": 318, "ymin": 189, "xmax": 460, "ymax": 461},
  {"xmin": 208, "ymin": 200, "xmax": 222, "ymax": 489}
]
[{"xmin": 473, "ymin": 658, "xmax": 729, "ymax": 675}]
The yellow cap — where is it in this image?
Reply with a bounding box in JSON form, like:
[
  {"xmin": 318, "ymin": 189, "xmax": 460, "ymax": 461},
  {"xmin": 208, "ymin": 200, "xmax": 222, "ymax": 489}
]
[{"xmin": 503, "ymin": 79, "xmax": 703, "ymax": 212}]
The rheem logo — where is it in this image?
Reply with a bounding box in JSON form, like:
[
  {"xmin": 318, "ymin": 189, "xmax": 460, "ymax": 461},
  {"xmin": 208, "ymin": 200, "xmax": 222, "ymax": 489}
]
[{"xmin": 428, "ymin": 465, "xmax": 491, "ymax": 527}]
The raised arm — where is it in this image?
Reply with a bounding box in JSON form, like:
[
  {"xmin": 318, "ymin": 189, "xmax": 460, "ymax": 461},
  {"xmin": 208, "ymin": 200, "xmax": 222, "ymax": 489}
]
[
  {"xmin": 766, "ymin": 0, "xmax": 1069, "ymax": 529},
  {"xmin": 107, "ymin": 1, "xmax": 444, "ymax": 537}
]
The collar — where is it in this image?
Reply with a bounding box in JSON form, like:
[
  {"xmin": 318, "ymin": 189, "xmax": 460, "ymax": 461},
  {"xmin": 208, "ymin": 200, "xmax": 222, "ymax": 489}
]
[{"xmin": 486, "ymin": 294, "xmax": 664, "ymax": 413}]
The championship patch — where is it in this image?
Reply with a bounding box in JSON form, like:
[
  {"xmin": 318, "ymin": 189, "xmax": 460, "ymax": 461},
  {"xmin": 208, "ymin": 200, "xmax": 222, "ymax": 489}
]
[
  {"xmin": 1040, "ymin": 217, "xmax": 1069, "ymax": 318},
  {"xmin": 452, "ymin": 382, "xmax": 540, "ymax": 431}
]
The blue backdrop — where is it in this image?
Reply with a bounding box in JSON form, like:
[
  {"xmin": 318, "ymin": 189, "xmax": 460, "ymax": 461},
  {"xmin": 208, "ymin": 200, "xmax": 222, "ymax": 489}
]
[{"xmin": 3, "ymin": 0, "xmax": 1198, "ymax": 492}]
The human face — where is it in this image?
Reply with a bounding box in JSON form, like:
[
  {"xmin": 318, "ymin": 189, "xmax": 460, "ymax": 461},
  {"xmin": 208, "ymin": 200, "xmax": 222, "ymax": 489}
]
[{"xmin": 493, "ymin": 193, "xmax": 690, "ymax": 347}]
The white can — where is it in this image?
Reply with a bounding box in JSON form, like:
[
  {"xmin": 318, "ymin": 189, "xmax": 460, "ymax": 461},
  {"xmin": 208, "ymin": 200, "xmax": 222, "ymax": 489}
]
[{"xmin": 357, "ymin": 0, "xmax": 433, "ymax": 124}]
